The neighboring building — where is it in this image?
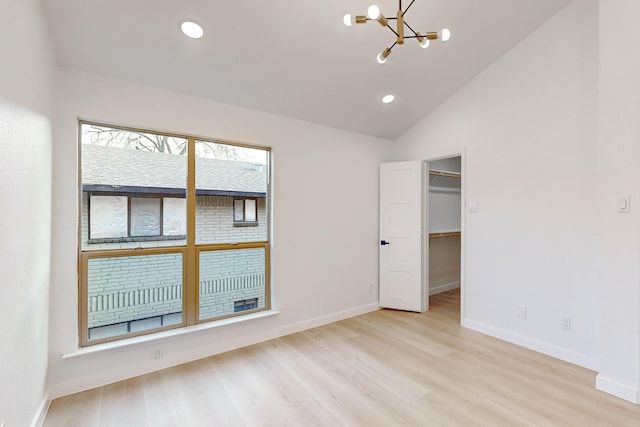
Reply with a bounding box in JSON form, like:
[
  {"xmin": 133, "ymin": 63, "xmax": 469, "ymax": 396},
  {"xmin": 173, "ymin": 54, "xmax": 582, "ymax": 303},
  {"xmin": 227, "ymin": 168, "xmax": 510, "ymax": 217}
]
[{"xmin": 81, "ymin": 143, "xmax": 268, "ymax": 339}]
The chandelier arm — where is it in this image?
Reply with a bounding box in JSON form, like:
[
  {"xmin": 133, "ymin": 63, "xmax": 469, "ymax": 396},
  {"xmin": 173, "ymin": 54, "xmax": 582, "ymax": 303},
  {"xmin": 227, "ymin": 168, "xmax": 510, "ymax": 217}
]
[
  {"xmin": 403, "ymin": 21, "xmax": 420, "ymax": 37},
  {"xmin": 386, "ymin": 25, "xmax": 400, "ymax": 38},
  {"xmin": 402, "ymin": 0, "xmax": 417, "ymax": 16}
]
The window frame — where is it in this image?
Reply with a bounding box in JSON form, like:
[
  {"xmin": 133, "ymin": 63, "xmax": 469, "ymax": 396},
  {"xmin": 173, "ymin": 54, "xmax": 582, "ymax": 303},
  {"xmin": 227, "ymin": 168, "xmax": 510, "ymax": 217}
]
[
  {"xmin": 80, "ymin": 247, "xmax": 189, "ymax": 345},
  {"xmin": 78, "ymin": 120, "xmax": 271, "ymax": 347}
]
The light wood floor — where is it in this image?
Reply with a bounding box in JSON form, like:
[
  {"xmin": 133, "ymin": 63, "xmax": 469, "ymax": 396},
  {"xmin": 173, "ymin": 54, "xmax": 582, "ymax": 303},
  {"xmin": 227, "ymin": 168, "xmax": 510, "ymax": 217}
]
[{"xmin": 44, "ymin": 289, "xmax": 640, "ymax": 426}]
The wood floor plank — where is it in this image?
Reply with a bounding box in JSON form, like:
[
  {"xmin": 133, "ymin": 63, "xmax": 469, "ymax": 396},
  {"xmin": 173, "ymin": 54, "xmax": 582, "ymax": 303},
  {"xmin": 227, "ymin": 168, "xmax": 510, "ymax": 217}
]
[
  {"xmin": 260, "ymin": 335, "xmax": 424, "ymax": 425},
  {"xmin": 43, "ymin": 386, "xmax": 102, "ymax": 427},
  {"xmin": 100, "ymin": 376, "xmax": 148, "ymax": 427},
  {"xmin": 349, "ymin": 314, "xmax": 453, "ymax": 358},
  {"xmin": 469, "ymin": 398, "xmax": 541, "ymax": 427},
  {"xmin": 213, "ymin": 344, "xmax": 341, "ymax": 426},
  {"xmin": 173, "ymin": 358, "xmax": 243, "ymax": 426},
  {"xmin": 44, "ymin": 289, "xmax": 640, "ymax": 427},
  {"xmin": 140, "ymin": 369, "xmax": 182, "ymax": 426},
  {"xmin": 211, "ymin": 347, "xmax": 309, "ymax": 426},
  {"xmin": 300, "ymin": 323, "xmax": 431, "ymax": 404}
]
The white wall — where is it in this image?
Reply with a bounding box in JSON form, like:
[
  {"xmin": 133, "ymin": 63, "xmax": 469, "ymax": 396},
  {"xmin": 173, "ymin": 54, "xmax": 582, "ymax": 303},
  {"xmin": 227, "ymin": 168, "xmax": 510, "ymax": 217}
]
[
  {"xmin": 388, "ymin": 0, "xmax": 600, "ymax": 370},
  {"xmin": 0, "ymin": 0, "xmax": 53, "ymax": 426},
  {"xmin": 48, "ymin": 68, "xmax": 388, "ymax": 396},
  {"xmin": 596, "ymin": 0, "xmax": 640, "ymax": 403}
]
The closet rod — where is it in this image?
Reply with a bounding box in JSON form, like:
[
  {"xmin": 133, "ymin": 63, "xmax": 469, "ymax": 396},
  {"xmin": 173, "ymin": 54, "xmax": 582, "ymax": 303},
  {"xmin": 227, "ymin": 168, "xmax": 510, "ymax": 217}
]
[
  {"xmin": 429, "ymin": 231, "xmax": 461, "ymax": 240},
  {"xmin": 428, "ymin": 170, "xmax": 461, "ymax": 179}
]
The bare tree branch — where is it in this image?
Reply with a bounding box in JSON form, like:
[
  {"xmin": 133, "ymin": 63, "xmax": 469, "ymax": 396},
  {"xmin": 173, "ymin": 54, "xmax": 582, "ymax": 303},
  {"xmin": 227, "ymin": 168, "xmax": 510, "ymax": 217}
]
[{"xmin": 84, "ymin": 124, "xmax": 244, "ymax": 161}]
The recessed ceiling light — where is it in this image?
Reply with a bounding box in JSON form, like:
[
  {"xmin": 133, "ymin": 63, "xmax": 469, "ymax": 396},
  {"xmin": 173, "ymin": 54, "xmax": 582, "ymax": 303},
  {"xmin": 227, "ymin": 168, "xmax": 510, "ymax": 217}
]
[
  {"xmin": 382, "ymin": 94, "xmax": 395, "ymax": 104},
  {"xmin": 181, "ymin": 21, "xmax": 203, "ymax": 39}
]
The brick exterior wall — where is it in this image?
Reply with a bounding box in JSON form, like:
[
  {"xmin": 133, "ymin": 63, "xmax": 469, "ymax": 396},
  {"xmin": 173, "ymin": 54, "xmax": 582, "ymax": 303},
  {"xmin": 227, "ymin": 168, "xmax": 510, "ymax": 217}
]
[
  {"xmin": 196, "ymin": 195, "xmax": 267, "ymax": 243},
  {"xmin": 83, "ymin": 193, "xmax": 267, "ymax": 338},
  {"xmin": 199, "ymin": 248, "xmax": 266, "ymax": 320},
  {"xmin": 81, "ymin": 194, "xmax": 266, "ymax": 249},
  {"xmin": 87, "ymin": 253, "xmax": 184, "ymax": 328}
]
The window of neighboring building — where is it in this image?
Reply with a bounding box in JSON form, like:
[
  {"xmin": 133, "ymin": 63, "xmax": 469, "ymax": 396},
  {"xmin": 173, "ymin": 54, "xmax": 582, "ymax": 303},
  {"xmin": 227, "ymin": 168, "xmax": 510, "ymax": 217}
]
[
  {"xmin": 233, "ymin": 198, "xmax": 258, "ymax": 226},
  {"xmin": 79, "ymin": 121, "xmax": 270, "ymax": 346},
  {"xmin": 88, "ymin": 195, "xmax": 186, "ymax": 242},
  {"xmin": 234, "ymin": 298, "xmax": 258, "ymax": 312}
]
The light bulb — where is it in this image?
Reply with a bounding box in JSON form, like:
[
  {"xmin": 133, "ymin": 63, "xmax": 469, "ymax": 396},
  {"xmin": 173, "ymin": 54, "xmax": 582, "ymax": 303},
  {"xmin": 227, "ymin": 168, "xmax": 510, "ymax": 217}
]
[
  {"xmin": 382, "ymin": 94, "xmax": 395, "ymax": 104},
  {"xmin": 343, "ymin": 13, "xmax": 353, "ymax": 27},
  {"xmin": 367, "ymin": 5, "xmax": 381, "ymax": 20},
  {"xmin": 376, "ymin": 47, "xmax": 391, "ymax": 64},
  {"xmin": 181, "ymin": 21, "xmax": 203, "ymax": 39},
  {"xmin": 420, "ymin": 38, "xmax": 430, "ymax": 49},
  {"xmin": 441, "ymin": 28, "xmax": 451, "ymax": 42},
  {"xmin": 376, "ymin": 48, "xmax": 391, "ymax": 64}
]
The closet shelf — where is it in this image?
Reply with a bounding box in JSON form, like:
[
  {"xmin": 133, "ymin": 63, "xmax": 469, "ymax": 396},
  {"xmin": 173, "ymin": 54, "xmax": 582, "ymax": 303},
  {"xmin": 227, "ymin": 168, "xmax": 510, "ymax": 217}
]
[
  {"xmin": 429, "ymin": 231, "xmax": 461, "ymax": 240},
  {"xmin": 429, "ymin": 169, "xmax": 461, "ymax": 179}
]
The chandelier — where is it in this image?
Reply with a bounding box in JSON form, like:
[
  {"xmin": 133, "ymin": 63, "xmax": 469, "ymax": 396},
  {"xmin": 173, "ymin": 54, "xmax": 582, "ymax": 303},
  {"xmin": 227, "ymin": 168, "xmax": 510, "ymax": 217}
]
[{"xmin": 343, "ymin": 1, "xmax": 451, "ymax": 64}]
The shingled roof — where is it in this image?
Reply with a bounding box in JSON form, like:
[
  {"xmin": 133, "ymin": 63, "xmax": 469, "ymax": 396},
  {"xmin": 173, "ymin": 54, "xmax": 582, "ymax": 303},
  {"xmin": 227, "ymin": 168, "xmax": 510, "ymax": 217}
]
[{"xmin": 82, "ymin": 144, "xmax": 267, "ymax": 197}]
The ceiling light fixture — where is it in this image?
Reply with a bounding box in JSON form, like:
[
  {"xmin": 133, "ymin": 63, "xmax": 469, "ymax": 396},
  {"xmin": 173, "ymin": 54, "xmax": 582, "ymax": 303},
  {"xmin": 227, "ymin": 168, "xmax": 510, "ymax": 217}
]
[
  {"xmin": 181, "ymin": 21, "xmax": 204, "ymax": 39},
  {"xmin": 344, "ymin": 1, "xmax": 450, "ymax": 64},
  {"xmin": 382, "ymin": 94, "xmax": 395, "ymax": 104}
]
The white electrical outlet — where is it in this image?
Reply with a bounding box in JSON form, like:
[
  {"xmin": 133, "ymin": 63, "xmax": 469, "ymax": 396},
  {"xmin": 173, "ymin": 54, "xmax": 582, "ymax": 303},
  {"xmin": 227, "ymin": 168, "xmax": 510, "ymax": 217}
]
[
  {"xmin": 368, "ymin": 283, "xmax": 374, "ymax": 294},
  {"xmin": 152, "ymin": 347, "xmax": 163, "ymax": 360},
  {"xmin": 562, "ymin": 317, "xmax": 572, "ymax": 331}
]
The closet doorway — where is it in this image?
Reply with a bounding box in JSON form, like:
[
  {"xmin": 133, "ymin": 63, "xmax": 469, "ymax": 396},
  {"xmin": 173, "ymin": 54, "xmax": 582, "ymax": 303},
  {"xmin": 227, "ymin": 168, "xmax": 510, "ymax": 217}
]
[
  {"xmin": 426, "ymin": 156, "xmax": 462, "ymax": 314},
  {"xmin": 379, "ymin": 154, "xmax": 463, "ymax": 319}
]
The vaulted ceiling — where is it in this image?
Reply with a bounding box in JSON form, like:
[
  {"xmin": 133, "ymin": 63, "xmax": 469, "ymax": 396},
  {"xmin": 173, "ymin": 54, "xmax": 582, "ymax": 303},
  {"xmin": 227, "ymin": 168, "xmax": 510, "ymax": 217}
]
[{"xmin": 43, "ymin": 0, "xmax": 572, "ymax": 139}]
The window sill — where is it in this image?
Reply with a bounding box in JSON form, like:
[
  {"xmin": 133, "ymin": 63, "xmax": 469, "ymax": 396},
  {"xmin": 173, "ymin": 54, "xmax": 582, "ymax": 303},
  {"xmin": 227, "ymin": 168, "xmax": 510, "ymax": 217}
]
[{"xmin": 61, "ymin": 309, "xmax": 280, "ymax": 360}]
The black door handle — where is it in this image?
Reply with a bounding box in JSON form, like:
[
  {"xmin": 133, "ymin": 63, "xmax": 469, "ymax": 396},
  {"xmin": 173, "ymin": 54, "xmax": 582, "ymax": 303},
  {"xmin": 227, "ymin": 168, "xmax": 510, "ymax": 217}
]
[{"xmin": 380, "ymin": 240, "xmax": 390, "ymax": 246}]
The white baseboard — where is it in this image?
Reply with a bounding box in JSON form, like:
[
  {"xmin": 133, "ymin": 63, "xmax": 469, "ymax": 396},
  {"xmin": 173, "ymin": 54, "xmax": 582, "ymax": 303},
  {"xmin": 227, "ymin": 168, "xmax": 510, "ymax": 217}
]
[
  {"xmin": 429, "ymin": 281, "xmax": 460, "ymax": 296},
  {"xmin": 30, "ymin": 395, "xmax": 51, "ymax": 427},
  {"xmin": 49, "ymin": 302, "xmax": 380, "ymax": 399},
  {"xmin": 273, "ymin": 302, "xmax": 380, "ymax": 337},
  {"xmin": 462, "ymin": 319, "xmax": 599, "ymax": 371},
  {"xmin": 596, "ymin": 374, "xmax": 640, "ymax": 404}
]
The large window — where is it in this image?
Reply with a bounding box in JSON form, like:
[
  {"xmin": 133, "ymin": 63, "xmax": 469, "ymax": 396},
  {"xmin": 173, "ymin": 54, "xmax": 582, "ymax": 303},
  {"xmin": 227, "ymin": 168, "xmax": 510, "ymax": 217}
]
[{"xmin": 79, "ymin": 122, "xmax": 270, "ymax": 346}]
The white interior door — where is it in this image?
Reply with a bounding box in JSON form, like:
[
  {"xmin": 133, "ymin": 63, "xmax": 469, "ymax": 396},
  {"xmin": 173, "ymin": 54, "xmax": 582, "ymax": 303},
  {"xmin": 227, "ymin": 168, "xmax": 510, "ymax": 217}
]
[{"xmin": 379, "ymin": 161, "xmax": 426, "ymax": 312}]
